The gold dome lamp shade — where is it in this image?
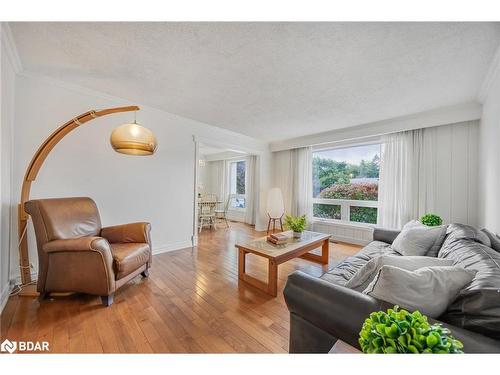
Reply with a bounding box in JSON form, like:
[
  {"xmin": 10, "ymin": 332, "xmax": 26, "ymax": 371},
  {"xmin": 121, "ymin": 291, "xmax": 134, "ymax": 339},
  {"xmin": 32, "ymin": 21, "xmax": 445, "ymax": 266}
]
[{"xmin": 110, "ymin": 121, "xmax": 157, "ymax": 156}]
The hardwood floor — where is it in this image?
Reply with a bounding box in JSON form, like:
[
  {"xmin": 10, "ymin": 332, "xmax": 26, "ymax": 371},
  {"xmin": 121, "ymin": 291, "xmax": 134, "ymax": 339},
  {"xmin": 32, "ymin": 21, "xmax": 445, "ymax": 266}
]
[{"xmin": 0, "ymin": 222, "xmax": 361, "ymax": 353}]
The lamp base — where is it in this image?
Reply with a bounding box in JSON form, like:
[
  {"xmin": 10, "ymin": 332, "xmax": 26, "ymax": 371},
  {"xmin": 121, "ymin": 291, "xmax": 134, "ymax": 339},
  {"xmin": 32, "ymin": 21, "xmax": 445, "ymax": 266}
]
[{"xmin": 267, "ymin": 215, "xmax": 284, "ymax": 235}]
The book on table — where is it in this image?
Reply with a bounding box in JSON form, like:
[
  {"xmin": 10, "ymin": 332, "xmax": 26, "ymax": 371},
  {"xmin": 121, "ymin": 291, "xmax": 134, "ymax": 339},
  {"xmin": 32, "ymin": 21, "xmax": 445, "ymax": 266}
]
[
  {"xmin": 267, "ymin": 236, "xmax": 287, "ymax": 245},
  {"xmin": 270, "ymin": 233, "xmax": 288, "ymax": 242}
]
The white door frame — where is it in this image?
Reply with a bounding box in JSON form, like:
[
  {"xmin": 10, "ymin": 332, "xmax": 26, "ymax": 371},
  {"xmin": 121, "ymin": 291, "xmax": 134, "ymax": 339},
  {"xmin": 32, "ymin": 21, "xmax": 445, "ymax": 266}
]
[{"xmin": 192, "ymin": 135, "xmax": 264, "ymax": 247}]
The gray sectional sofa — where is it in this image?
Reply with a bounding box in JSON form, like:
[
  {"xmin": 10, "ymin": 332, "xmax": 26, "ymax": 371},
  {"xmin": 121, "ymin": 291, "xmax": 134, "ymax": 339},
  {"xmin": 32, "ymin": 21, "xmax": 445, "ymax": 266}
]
[{"xmin": 283, "ymin": 224, "xmax": 500, "ymax": 353}]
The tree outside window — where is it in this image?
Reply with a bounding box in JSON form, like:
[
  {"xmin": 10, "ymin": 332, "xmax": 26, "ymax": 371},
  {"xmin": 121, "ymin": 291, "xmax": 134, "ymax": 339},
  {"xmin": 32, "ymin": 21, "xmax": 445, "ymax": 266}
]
[
  {"xmin": 312, "ymin": 144, "xmax": 380, "ymax": 224},
  {"xmin": 229, "ymin": 160, "xmax": 246, "ymax": 209}
]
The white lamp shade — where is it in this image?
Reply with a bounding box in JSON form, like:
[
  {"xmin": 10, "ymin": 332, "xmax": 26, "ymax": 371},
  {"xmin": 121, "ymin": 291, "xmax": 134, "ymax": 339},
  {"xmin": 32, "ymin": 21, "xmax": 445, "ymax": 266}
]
[{"xmin": 267, "ymin": 188, "xmax": 284, "ymax": 219}]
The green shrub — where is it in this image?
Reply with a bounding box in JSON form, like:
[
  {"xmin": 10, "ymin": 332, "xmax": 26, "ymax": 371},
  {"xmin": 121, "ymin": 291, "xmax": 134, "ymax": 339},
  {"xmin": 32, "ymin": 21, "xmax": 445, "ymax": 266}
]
[
  {"xmin": 359, "ymin": 306, "xmax": 464, "ymax": 354},
  {"xmin": 350, "ymin": 206, "xmax": 378, "ymax": 224},
  {"xmin": 283, "ymin": 215, "xmax": 307, "ymax": 232},
  {"xmin": 319, "ymin": 183, "xmax": 378, "ymax": 201},
  {"xmin": 420, "ymin": 213, "xmax": 443, "ymax": 227}
]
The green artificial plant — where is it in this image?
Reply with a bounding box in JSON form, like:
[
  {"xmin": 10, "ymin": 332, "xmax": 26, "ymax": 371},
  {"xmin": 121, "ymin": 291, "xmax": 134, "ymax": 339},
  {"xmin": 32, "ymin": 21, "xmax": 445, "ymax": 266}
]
[
  {"xmin": 283, "ymin": 215, "xmax": 307, "ymax": 233},
  {"xmin": 359, "ymin": 306, "xmax": 464, "ymax": 354},
  {"xmin": 420, "ymin": 213, "xmax": 443, "ymax": 227}
]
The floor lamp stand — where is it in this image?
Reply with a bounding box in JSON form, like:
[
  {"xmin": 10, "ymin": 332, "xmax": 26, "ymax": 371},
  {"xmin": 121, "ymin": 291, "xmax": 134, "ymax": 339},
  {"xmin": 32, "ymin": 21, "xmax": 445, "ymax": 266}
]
[{"xmin": 267, "ymin": 214, "xmax": 284, "ymax": 235}]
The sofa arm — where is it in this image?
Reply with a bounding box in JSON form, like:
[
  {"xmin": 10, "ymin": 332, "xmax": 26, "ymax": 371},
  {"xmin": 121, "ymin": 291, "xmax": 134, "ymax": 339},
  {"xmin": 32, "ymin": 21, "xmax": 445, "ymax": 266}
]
[
  {"xmin": 284, "ymin": 271, "xmax": 500, "ymax": 353},
  {"xmin": 101, "ymin": 222, "xmax": 151, "ymax": 244},
  {"xmin": 284, "ymin": 270, "xmax": 389, "ymax": 352},
  {"xmin": 373, "ymin": 227, "xmax": 400, "ymax": 244}
]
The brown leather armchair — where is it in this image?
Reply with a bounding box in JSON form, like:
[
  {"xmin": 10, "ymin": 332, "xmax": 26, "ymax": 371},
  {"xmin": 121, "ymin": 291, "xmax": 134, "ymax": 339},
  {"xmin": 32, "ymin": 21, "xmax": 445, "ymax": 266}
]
[{"xmin": 25, "ymin": 197, "xmax": 152, "ymax": 306}]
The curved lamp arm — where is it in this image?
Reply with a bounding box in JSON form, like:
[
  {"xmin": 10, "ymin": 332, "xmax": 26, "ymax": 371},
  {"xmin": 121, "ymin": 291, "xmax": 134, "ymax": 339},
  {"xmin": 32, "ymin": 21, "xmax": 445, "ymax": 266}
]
[{"xmin": 18, "ymin": 105, "xmax": 139, "ymax": 285}]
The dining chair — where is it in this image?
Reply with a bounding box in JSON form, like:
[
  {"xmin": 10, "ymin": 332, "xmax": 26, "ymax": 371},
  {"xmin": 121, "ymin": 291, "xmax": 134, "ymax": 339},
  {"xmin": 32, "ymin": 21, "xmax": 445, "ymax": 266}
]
[
  {"xmin": 215, "ymin": 196, "xmax": 231, "ymax": 228},
  {"xmin": 198, "ymin": 201, "xmax": 217, "ymax": 232}
]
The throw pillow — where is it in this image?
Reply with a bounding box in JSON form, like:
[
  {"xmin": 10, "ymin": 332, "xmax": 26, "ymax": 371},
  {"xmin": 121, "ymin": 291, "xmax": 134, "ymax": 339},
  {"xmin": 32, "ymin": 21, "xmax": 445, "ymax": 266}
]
[
  {"xmin": 345, "ymin": 255, "xmax": 454, "ymax": 291},
  {"xmin": 391, "ymin": 220, "xmax": 447, "ymax": 257},
  {"xmin": 363, "ymin": 265, "xmax": 476, "ymax": 318}
]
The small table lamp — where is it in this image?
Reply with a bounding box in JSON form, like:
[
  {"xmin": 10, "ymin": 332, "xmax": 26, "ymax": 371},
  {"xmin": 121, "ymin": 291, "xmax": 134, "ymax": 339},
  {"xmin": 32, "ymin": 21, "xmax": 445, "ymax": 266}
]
[{"xmin": 266, "ymin": 187, "xmax": 285, "ymax": 234}]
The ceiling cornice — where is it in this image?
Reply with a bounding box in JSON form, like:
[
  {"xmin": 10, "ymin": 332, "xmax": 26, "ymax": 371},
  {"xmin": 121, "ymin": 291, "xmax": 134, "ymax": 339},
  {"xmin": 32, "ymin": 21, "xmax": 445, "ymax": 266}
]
[
  {"xmin": 1, "ymin": 23, "xmax": 23, "ymax": 74},
  {"xmin": 477, "ymin": 41, "xmax": 500, "ymax": 103}
]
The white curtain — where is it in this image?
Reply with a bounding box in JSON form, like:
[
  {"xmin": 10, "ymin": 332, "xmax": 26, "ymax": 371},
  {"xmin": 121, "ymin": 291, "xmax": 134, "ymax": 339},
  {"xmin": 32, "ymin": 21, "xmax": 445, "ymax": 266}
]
[
  {"xmin": 273, "ymin": 147, "xmax": 313, "ymax": 223},
  {"xmin": 244, "ymin": 155, "xmax": 257, "ymax": 224},
  {"xmin": 208, "ymin": 160, "xmax": 228, "ymax": 205},
  {"xmin": 377, "ymin": 128, "xmax": 436, "ymax": 229}
]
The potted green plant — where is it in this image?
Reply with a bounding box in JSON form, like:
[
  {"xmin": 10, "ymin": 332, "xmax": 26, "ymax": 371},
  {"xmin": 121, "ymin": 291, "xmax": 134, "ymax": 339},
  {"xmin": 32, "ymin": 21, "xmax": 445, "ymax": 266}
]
[
  {"xmin": 284, "ymin": 215, "xmax": 307, "ymax": 239},
  {"xmin": 359, "ymin": 305, "xmax": 464, "ymax": 354},
  {"xmin": 420, "ymin": 213, "xmax": 443, "ymax": 227}
]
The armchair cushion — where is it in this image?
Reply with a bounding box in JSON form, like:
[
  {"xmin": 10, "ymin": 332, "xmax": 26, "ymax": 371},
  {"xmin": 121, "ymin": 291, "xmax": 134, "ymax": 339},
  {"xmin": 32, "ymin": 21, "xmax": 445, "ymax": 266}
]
[
  {"xmin": 101, "ymin": 222, "xmax": 151, "ymax": 244},
  {"xmin": 110, "ymin": 243, "xmax": 150, "ymax": 279}
]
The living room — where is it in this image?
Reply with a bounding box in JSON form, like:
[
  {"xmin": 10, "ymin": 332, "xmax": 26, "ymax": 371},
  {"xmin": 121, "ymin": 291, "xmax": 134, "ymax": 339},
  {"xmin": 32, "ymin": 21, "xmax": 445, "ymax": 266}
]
[{"xmin": 1, "ymin": 1, "xmax": 500, "ymax": 372}]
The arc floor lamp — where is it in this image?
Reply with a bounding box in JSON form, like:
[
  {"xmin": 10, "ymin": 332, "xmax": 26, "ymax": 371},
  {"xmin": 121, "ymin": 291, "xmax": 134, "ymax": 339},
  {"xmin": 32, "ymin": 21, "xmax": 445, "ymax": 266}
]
[{"xmin": 17, "ymin": 105, "xmax": 157, "ymax": 296}]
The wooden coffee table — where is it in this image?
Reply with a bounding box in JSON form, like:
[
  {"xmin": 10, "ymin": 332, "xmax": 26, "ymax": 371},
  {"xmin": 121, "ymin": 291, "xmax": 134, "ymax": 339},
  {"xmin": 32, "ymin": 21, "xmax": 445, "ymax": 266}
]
[{"xmin": 235, "ymin": 230, "xmax": 331, "ymax": 297}]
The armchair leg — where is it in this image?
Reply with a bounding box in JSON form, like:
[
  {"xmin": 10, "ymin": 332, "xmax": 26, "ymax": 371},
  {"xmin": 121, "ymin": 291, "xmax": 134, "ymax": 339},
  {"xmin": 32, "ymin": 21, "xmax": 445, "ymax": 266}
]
[
  {"xmin": 141, "ymin": 269, "xmax": 150, "ymax": 278},
  {"xmin": 101, "ymin": 294, "xmax": 114, "ymax": 307}
]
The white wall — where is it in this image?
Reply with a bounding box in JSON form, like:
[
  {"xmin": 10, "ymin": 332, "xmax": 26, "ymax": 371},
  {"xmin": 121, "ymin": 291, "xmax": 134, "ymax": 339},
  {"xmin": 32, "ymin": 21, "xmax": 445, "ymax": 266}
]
[
  {"xmin": 426, "ymin": 121, "xmax": 479, "ymax": 226},
  {"xmin": 9, "ymin": 73, "xmax": 270, "ymax": 283},
  {"xmin": 478, "ymin": 57, "xmax": 500, "ymax": 233},
  {"xmin": 1, "ymin": 25, "xmax": 17, "ymax": 311}
]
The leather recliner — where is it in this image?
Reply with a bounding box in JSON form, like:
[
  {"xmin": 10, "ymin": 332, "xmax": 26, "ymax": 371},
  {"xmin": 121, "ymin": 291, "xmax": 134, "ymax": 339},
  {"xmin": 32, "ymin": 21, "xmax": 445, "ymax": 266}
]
[{"xmin": 25, "ymin": 197, "xmax": 152, "ymax": 306}]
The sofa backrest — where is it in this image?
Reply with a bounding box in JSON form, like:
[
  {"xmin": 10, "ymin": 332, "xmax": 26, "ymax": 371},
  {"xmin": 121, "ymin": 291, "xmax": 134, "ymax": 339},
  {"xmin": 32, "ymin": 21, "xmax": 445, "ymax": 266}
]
[{"xmin": 438, "ymin": 223, "xmax": 500, "ymax": 340}]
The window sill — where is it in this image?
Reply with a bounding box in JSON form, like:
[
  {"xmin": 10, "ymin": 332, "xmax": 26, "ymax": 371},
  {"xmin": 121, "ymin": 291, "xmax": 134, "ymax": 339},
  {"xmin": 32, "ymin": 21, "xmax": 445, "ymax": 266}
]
[{"xmin": 312, "ymin": 218, "xmax": 376, "ymax": 230}]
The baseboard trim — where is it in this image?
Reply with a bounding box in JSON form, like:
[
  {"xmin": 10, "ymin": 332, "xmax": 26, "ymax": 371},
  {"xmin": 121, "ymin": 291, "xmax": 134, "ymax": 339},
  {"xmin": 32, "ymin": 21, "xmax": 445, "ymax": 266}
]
[
  {"xmin": 152, "ymin": 240, "xmax": 194, "ymax": 255},
  {"xmin": 0, "ymin": 283, "xmax": 11, "ymax": 314}
]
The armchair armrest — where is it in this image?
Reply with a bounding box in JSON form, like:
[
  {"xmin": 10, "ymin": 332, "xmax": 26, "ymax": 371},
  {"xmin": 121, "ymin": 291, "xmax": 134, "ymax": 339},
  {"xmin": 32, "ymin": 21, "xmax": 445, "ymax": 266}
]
[
  {"xmin": 42, "ymin": 236, "xmax": 115, "ymax": 295},
  {"xmin": 101, "ymin": 222, "xmax": 151, "ymax": 244},
  {"xmin": 373, "ymin": 227, "xmax": 400, "ymax": 244},
  {"xmin": 43, "ymin": 236, "xmax": 111, "ymax": 254},
  {"xmin": 284, "ymin": 271, "xmax": 500, "ymax": 353}
]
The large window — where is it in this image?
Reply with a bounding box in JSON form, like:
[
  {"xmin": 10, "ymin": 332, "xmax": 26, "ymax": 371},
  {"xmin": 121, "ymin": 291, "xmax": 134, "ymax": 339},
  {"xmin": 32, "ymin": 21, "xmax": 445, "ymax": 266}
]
[
  {"xmin": 312, "ymin": 143, "xmax": 380, "ymax": 224},
  {"xmin": 229, "ymin": 160, "xmax": 246, "ymax": 209}
]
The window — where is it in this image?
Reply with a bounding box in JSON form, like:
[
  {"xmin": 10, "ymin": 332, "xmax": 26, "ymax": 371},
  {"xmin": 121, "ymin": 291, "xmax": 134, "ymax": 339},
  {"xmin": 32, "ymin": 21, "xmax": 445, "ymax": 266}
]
[
  {"xmin": 312, "ymin": 143, "xmax": 380, "ymax": 224},
  {"xmin": 229, "ymin": 160, "xmax": 246, "ymax": 209}
]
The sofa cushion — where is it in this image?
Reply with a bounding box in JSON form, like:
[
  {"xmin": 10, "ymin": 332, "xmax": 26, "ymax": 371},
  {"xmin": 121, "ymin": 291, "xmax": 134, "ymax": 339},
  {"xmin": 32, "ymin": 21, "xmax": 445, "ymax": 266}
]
[
  {"xmin": 481, "ymin": 228, "xmax": 500, "ymax": 253},
  {"xmin": 363, "ymin": 265, "xmax": 476, "ymax": 318},
  {"xmin": 345, "ymin": 255, "xmax": 454, "ymax": 292},
  {"xmin": 111, "ymin": 243, "xmax": 150, "ymax": 279},
  {"xmin": 438, "ymin": 224, "xmax": 500, "ymax": 340},
  {"xmin": 443, "ymin": 223, "xmax": 491, "ymax": 248},
  {"xmin": 391, "ymin": 220, "xmax": 447, "ymax": 257},
  {"xmin": 320, "ymin": 241, "xmax": 396, "ymax": 285}
]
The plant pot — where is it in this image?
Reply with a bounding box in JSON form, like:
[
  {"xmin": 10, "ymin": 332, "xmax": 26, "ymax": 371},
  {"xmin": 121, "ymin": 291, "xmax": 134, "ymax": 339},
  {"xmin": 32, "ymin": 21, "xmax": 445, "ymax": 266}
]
[{"xmin": 293, "ymin": 231, "xmax": 302, "ymax": 239}]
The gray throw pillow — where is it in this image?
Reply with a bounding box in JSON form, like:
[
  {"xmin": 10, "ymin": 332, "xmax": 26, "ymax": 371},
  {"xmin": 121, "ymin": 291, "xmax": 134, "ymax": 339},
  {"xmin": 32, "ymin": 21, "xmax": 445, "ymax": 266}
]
[
  {"xmin": 345, "ymin": 255, "xmax": 454, "ymax": 292},
  {"xmin": 481, "ymin": 228, "xmax": 500, "ymax": 253},
  {"xmin": 363, "ymin": 265, "xmax": 476, "ymax": 318},
  {"xmin": 391, "ymin": 220, "xmax": 447, "ymax": 257}
]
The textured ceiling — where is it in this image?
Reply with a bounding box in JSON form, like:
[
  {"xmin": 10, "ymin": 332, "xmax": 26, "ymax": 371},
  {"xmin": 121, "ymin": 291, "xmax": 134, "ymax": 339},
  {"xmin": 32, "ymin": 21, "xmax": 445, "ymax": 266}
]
[{"xmin": 10, "ymin": 22, "xmax": 500, "ymax": 141}]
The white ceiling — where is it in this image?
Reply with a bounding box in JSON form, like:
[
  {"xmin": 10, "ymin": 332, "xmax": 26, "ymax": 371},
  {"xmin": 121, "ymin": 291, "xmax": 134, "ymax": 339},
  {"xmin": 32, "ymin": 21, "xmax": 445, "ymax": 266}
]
[{"xmin": 9, "ymin": 22, "xmax": 500, "ymax": 142}]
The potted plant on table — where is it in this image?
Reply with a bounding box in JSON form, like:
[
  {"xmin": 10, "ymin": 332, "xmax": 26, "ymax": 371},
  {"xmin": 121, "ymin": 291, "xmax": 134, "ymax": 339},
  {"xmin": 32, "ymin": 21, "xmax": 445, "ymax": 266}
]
[
  {"xmin": 359, "ymin": 305, "xmax": 464, "ymax": 354},
  {"xmin": 284, "ymin": 215, "xmax": 307, "ymax": 239},
  {"xmin": 420, "ymin": 213, "xmax": 443, "ymax": 227}
]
